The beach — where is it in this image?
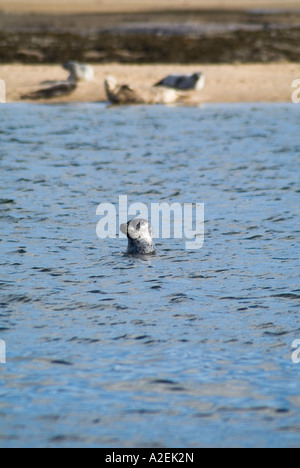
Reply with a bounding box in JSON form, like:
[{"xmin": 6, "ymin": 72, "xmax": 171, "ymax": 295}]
[
  {"xmin": 0, "ymin": 1, "xmax": 299, "ymax": 103},
  {"xmin": 1, "ymin": 0, "xmax": 300, "ymax": 14},
  {"xmin": 1, "ymin": 63, "xmax": 298, "ymax": 103}
]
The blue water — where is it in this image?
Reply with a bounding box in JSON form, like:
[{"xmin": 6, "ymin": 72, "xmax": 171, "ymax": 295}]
[{"xmin": 0, "ymin": 103, "xmax": 299, "ymax": 448}]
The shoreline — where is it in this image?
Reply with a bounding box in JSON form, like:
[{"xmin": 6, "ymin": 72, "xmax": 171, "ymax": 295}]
[
  {"xmin": 1, "ymin": 63, "xmax": 298, "ymax": 104},
  {"xmin": 1, "ymin": 1, "xmax": 300, "ymax": 14}
]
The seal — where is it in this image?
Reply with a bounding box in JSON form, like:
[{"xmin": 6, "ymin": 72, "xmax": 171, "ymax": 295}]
[
  {"xmin": 21, "ymin": 82, "xmax": 77, "ymax": 100},
  {"xmin": 120, "ymin": 219, "xmax": 156, "ymax": 255},
  {"xmin": 21, "ymin": 61, "xmax": 94, "ymax": 100},
  {"xmin": 154, "ymin": 72, "xmax": 205, "ymax": 90},
  {"xmin": 104, "ymin": 76, "xmax": 180, "ymax": 105},
  {"xmin": 105, "ymin": 76, "xmax": 142, "ymax": 104}
]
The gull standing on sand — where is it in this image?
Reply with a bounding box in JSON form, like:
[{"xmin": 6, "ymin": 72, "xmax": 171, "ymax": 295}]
[
  {"xmin": 63, "ymin": 61, "xmax": 95, "ymax": 82},
  {"xmin": 154, "ymin": 72, "xmax": 205, "ymax": 90}
]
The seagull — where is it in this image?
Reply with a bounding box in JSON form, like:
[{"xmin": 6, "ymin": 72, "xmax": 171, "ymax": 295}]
[
  {"xmin": 63, "ymin": 61, "xmax": 95, "ymax": 82},
  {"xmin": 154, "ymin": 72, "xmax": 205, "ymax": 91}
]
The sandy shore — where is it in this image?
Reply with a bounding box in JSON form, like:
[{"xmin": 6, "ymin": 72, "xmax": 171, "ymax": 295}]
[
  {"xmin": 1, "ymin": 0, "xmax": 300, "ymax": 14},
  {"xmin": 0, "ymin": 63, "xmax": 298, "ymax": 104}
]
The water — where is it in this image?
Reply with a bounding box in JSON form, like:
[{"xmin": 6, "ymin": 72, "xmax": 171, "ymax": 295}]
[{"xmin": 0, "ymin": 103, "xmax": 299, "ymax": 448}]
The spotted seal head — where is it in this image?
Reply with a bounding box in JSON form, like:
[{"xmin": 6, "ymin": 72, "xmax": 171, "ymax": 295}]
[{"xmin": 120, "ymin": 219, "xmax": 155, "ymax": 255}]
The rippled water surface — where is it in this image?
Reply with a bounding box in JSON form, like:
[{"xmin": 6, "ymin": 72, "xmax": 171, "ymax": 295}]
[{"xmin": 0, "ymin": 103, "xmax": 299, "ymax": 448}]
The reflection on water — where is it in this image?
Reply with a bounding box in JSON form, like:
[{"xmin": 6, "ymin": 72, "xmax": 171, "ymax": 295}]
[{"xmin": 0, "ymin": 103, "xmax": 299, "ymax": 447}]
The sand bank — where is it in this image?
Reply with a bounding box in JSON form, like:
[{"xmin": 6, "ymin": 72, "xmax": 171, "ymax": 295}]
[
  {"xmin": 1, "ymin": 63, "xmax": 298, "ymax": 104},
  {"xmin": 1, "ymin": 0, "xmax": 300, "ymax": 14}
]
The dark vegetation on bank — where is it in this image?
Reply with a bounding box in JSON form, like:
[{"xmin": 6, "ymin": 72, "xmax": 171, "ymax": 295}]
[{"xmin": 0, "ymin": 9, "xmax": 299, "ymax": 64}]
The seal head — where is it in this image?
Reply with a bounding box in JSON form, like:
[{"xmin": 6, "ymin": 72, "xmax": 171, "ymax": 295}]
[{"xmin": 120, "ymin": 219, "xmax": 155, "ymax": 255}]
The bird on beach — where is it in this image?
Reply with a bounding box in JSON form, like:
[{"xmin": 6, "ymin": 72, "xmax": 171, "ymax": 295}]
[
  {"xmin": 104, "ymin": 75, "xmax": 180, "ymax": 105},
  {"xmin": 154, "ymin": 72, "xmax": 205, "ymax": 91},
  {"xmin": 63, "ymin": 61, "xmax": 95, "ymax": 82}
]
